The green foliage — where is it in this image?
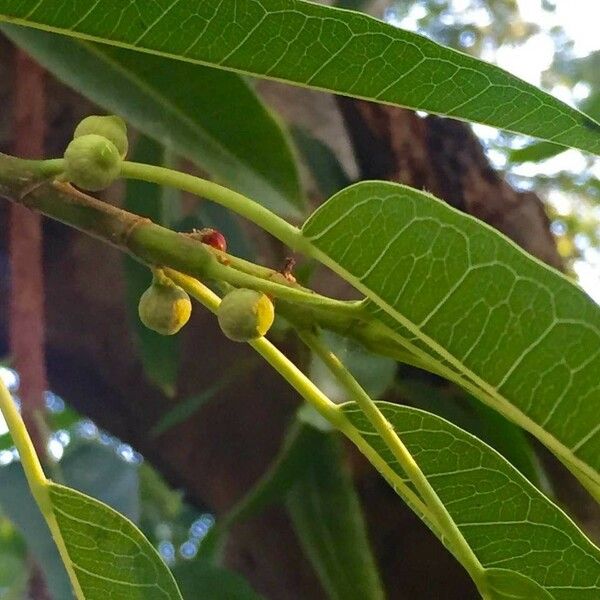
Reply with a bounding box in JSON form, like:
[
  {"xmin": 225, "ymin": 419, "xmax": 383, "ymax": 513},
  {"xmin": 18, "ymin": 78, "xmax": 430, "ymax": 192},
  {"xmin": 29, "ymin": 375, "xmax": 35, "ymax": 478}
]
[
  {"xmin": 342, "ymin": 402, "xmax": 600, "ymax": 598},
  {"xmin": 287, "ymin": 430, "xmax": 385, "ymax": 600},
  {"xmin": 1, "ymin": 0, "xmax": 599, "ymax": 155},
  {"xmin": 302, "ymin": 181, "xmax": 600, "ymax": 498},
  {"xmin": 0, "ymin": 1, "xmax": 598, "ymax": 598},
  {"xmin": 1, "ymin": 25, "xmax": 302, "ymax": 217},
  {"xmin": 397, "ymin": 378, "xmax": 549, "ymax": 492},
  {"xmin": 0, "ymin": 441, "xmax": 142, "ymax": 599},
  {"xmin": 172, "ymin": 561, "xmax": 264, "ymax": 600},
  {"xmin": 48, "ymin": 483, "xmax": 182, "ymax": 599}
]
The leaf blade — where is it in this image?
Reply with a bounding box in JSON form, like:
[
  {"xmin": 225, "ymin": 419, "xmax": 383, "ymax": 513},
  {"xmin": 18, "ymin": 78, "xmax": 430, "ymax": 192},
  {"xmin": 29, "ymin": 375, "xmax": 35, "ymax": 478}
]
[
  {"xmin": 2, "ymin": 24, "xmax": 303, "ymax": 216},
  {"xmin": 286, "ymin": 429, "xmax": 385, "ymax": 600},
  {"xmin": 302, "ymin": 181, "xmax": 600, "ymax": 498},
  {"xmin": 48, "ymin": 482, "xmax": 183, "ymax": 600},
  {"xmin": 343, "ymin": 401, "xmax": 600, "ymax": 599},
  {"xmin": 0, "ymin": 0, "xmax": 599, "ymax": 155}
]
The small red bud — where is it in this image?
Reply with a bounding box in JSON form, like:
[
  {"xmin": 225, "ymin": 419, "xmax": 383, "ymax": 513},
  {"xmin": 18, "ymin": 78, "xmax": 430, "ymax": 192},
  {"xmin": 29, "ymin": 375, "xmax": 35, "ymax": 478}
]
[{"xmin": 195, "ymin": 228, "xmax": 227, "ymax": 252}]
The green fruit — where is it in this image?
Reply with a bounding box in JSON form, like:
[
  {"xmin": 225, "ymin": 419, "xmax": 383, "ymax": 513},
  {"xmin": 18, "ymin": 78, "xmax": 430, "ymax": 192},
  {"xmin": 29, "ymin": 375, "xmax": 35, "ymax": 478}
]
[
  {"xmin": 64, "ymin": 134, "xmax": 122, "ymax": 191},
  {"xmin": 138, "ymin": 277, "xmax": 192, "ymax": 336},
  {"xmin": 74, "ymin": 115, "xmax": 129, "ymax": 158},
  {"xmin": 217, "ymin": 288, "xmax": 275, "ymax": 342}
]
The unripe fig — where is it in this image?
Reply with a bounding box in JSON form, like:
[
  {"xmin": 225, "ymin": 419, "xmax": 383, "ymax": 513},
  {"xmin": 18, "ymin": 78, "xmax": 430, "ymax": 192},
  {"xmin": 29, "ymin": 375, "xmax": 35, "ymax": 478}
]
[
  {"xmin": 217, "ymin": 288, "xmax": 275, "ymax": 342},
  {"xmin": 138, "ymin": 276, "xmax": 192, "ymax": 336},
  {"xmin": 74, "ymin": 115, "xmax": 129, "ymax": 158},
  {"xmin": 64, "ymin": 134, "xmax": 122, "ymax": 191}
]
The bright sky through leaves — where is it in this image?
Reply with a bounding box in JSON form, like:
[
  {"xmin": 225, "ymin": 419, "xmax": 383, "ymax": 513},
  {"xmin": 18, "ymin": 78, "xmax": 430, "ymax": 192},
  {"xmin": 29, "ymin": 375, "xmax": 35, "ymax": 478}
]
[{"xmin": 387, "ymin": 0, "xmax": 600, "ymax": 303}]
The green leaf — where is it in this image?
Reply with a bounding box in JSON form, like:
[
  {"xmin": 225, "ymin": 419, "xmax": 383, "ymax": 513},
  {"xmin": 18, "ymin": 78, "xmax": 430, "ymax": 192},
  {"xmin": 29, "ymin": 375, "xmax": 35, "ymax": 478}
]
[
  {"xmin": 124, "ymin": 136, "xmax": 180, "ymax": 397},
  {"xmin": 0, "ymin": 440, "xmax": 144, "ymax": 599},
  {"xmin": 1, "ymin": 24, "xmax": 303, "ymax": 217},
  {"xmin": 302, "ymin": 181, "xmax": 600, "ymax": 499},
  {"xmin": 0, "ymin": 463, "xmax": 74, "ymax": 598},
  {"xmin": 508, "ymin": 91, "xmax": 600, "ymax": 164},
  {"xmin": 48, "ymin": 482, "xmax": 183, "ymax": 599},
  {"xmin": 342, "ymin": 402, "xmax": 600, "ymax": 598},
  {"xmin": 291, "ymin": 126, "xmax": 352, "ymax": 199},
  {"xmin": 172, "ymin": 560, "xmax": 264, "ymax": 600},
  {"xmin": 287, "ymin": 430, "xmax": 384, "ymax": 600},
  {"xmin": 1, "ymin": 2, "xmax": 599, "ymax": 155},
  {"xmin": 485, "ymin": 569, "xmax": 553, "ymax": 600},
  {"xmin": 396, "ymin": 378, "xmax": 550, "ymax": 493},
  {"xmin": 507, "ymin": 141, "xmax": 565, "ymax": 165}
]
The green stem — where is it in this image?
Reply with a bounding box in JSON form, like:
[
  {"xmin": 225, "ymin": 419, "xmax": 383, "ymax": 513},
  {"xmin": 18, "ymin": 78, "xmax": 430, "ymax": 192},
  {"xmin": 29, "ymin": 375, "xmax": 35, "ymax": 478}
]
[
  {"xmin": 208, "ymin": 260, "xmax": 364, "ymax": 317},
  {"xmin": 120, "ymin": 161, "xmax": 307, "ymax": 251},
  {"xmin": 164, "ymin": 269, "xmax": 434, "ymax": 530},
  {"xmin": 297, "ymin": 329, "xmax": 490, "ymax": 598},
  {"xmin": 0, "ymin": 379, "xmax": 85, "ymax": 599}
]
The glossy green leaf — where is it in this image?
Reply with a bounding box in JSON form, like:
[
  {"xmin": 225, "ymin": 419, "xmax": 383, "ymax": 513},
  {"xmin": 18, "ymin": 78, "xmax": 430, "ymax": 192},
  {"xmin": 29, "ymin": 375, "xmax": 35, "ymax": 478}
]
[
  {"xmin": 286, "ymin": 430, "xmax": 384, "ymax": 600},
  {"xmin": 342, "ymin": 402, "xmax": 600, "ymax": 599},
  {"xmin": 1, "ymin": 24, "xmax": 303, "ymax": 217},
  {"xmin": 124, "ymin": 136, "xmax": 180, "ymax": 397},
  {"xmin": 302, "ymin": 181, "xmax": 600, "ymax": 499},
  {"xmin": 48, "ymin": 482, "xmax": 183, "ymax": 599},
  {"xmin": 1, "ymin": 2, "xmax": 599, "ymax": 155}
]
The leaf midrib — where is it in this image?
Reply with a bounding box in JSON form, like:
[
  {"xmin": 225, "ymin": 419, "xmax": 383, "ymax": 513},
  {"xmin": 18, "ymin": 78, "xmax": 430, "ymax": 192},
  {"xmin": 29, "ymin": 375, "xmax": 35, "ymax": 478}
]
[
  {"xmin": 3, "ymin": 11, "xmax": 599, "ymax": 156},
  {"xmin": 303, "ymin": 241, "xmax": 600, "ymax": 500}
]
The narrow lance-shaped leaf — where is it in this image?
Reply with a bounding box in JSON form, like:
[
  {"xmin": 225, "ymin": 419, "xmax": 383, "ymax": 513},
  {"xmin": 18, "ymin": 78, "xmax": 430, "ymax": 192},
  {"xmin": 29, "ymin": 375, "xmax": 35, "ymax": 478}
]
[
  {"xmin": 301, "ymin": 181, "xmax": 600, "ymax": 499},
  {"xmin": 1, "ymin": 25, "xmax": 303, "ymax": 217},
  {"xmin": 286, "ymin": 428, "xmax": 385, "ymax": 600},
  {"xmin": 343, "ymin": 402, "xmax": 600, "ymax": 599},
  {"xmin": 0, "ymin": 1, "xmax": 599, "ymax": 155}
]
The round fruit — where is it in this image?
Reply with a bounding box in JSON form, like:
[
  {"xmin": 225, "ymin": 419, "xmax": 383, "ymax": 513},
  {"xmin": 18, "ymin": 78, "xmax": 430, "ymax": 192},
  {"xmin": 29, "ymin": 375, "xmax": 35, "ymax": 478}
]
[
  {"xmin": 138, "ymin": 276, "xmax": 192, "ymax": 336},
  {"xmin": 63, "ymin": 134, "xmax": 122, "ymax": 191},
  {"xmin": 74, "ymin": 115, "xmax": 129, "ymax": 158},
  {"xmin": 217, "ymin": 288, "xmax": 274, "ymax": 342}
]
